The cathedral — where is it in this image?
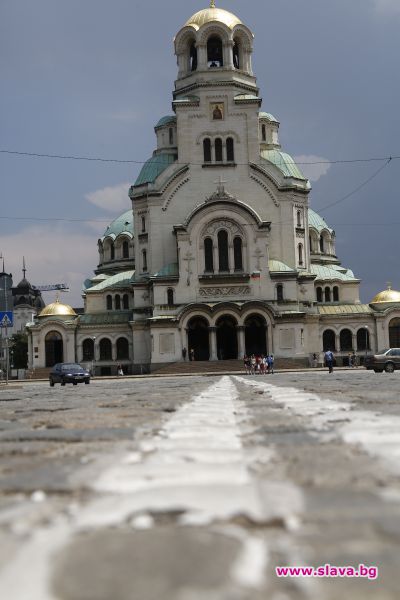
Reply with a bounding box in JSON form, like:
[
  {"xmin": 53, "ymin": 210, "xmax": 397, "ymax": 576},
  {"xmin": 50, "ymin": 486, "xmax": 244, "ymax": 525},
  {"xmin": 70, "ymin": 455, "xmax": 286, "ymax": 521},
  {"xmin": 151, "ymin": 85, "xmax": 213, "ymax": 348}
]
[{"xmin": 27, "ymin": 2, "xmax": 400, "ymax": 374}]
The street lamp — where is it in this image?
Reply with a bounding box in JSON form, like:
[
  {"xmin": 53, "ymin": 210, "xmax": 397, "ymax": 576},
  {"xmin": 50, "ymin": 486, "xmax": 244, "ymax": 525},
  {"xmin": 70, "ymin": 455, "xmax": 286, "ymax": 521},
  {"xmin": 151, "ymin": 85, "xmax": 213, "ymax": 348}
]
[
  {"xmin": 364, "ymin": 326, "xmax": 369, "ymax": 365},
  {"xmin": 92, "ymin": 337, "xmax": 96, "ymax": 376}
]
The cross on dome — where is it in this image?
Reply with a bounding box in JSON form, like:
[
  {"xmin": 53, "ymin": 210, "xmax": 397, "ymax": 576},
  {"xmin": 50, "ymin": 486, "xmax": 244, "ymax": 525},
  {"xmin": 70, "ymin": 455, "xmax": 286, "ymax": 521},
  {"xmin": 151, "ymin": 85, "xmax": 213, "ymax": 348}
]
[{"xmin": 210, "ymin": 1, "xmax": 216, "ymax": 7}]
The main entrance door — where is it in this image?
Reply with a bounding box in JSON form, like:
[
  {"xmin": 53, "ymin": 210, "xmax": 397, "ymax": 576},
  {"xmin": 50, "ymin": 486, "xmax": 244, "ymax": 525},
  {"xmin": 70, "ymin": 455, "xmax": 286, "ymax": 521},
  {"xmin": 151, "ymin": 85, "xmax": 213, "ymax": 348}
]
[
  {"xmin": 187, "ymin": 316, "xmax": 210, "ymax": 361},
  {"xmin": 216, "ymin": 315, "xmax": 238, "ymax": 359},
  {"xmin": 245, "ymin": 314, "xmax": 267, "ymax": 355},
  {"xmin": 45, "ymin": 331, "xmax": 63, "ymax": 366}
]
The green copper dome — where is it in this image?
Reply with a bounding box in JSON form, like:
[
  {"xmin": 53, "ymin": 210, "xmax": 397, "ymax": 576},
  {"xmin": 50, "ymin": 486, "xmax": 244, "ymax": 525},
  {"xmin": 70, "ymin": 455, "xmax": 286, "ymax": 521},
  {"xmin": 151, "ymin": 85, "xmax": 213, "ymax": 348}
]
[
  {"xmin": 308, "ymin": 209, "xmax": 333, "ymax": 233},
  {"xmin": 101, "ymin": 210, "xmax": 133, "ymax": 241},
  {"xmin": 260, "ymin": 149, "xmax": 307, "ymax": 181}
]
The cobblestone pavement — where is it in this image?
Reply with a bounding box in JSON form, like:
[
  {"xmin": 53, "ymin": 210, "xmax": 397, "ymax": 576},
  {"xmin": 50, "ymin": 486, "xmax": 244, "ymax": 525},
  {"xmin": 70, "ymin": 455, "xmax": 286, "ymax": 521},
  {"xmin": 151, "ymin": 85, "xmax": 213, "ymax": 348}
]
[{"xmin": 0, "ymin": 371, "xmax": 399, "ymax": 599}]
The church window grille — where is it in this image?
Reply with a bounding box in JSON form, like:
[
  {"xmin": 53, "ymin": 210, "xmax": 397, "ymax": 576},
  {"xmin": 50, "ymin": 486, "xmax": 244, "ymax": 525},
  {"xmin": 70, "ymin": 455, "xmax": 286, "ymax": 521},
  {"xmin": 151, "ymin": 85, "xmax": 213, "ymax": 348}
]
[
  {"xmin": 226, "ymin": 137, "xmax": 235, "ymax": 162},
  {"xmin": 233, "ymin": 40, "xmax": 240, "ymax": 69},
  {"xmin": 106, "ymin": 295, "xmax": 112, "ymax": 310},
  {"xmin": 142, "ymin": 250, "xmax": 147, "ymax": 272},
  {"xmin": 82, "ymin": 338, "xmax": 94, "ymax": 361},
  {"xmin": 169, "ymin": 128, "xmax": 173, "ymax": 145},
  {"xmin": 325, "ymin": 287, "xmax": 331, "ymax": 302},
  {"xmin": 316, "ymin": 287, "xmax": 323, "ymax": 302},
  {"xmin": 333, "ymin": 286, "xmax": 339, "ymax": 302},
  {"xmin": 340, "ymin": 329, "xmax": 353, "ymax": 351},
  {"xmin": 122, "ymin": 241, "xmax": 129, "ymax": 258},
  {"xmin": 203, "ymin": 138, "xmax": 212, "ymax": 162},
  {"xmin": 233, "ymin": 236, "xmax": 243, "ymax": 271},
  {"xmin": 167, "ymin": 288, "xmax": 174, "ymax": 306},
  {"xmin": 116, "ymin": 337, "xmax": 129, "ymax": 360},
  {"xmin": 261, "ymin": 124, "xmax": 266, "ymax": 141},
  {"xmin": 115, "ymin": 294, "xmax": 121, "ymax": 310},
  {"xmin": 190, "ymin": 42, "xmax": 197, "ymax": 71},
  {"xmin": 204, "ymin": 237, "xmax": 214, "ymax": 272},
  {"xmin": 123, "ymin": 294, "xmax": 129, "ymax": 310},
  {"xmin": 207, "ymin": 36, "xmax": 223, "ymax": 67},
  {"xmin": 389, "ymin": 318, "xmax": 400, "ymax": 348},
  {"xmin": 215, "ymin": 138, "xmax": 223, "ymax": 162},
  {"xmin": 277, "ymin": 284, "xmax": 284, "ymax": 302},
  {"xmin": 99, "ymin": 338, "xmax": 112, "ymax": 361},
  {"xmin": 298, "ymin": 243, "xmax": 304, "ymax": 265},
  {"xmin": 323, "ymin": 329, "xmax": 336, "ymax": 351},
  {"xmin": 218, "ymin": 230, "xmax": 229, "ymax": 271}
]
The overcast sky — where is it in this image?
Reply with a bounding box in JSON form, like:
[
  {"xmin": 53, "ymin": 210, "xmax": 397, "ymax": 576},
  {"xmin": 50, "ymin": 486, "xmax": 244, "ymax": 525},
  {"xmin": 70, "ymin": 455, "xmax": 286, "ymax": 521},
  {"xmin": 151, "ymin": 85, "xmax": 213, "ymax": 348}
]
[{"xmin": 1, "ymin": 0, "xmax": 399, "ymax": 307}]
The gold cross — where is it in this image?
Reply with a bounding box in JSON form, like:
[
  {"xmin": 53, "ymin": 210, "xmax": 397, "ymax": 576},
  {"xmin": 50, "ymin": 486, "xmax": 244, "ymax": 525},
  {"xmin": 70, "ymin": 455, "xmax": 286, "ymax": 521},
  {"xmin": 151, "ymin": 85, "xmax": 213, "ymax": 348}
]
[{"xmin": 210, "ymin": 1, "xmax": 216, "ymax": 8}]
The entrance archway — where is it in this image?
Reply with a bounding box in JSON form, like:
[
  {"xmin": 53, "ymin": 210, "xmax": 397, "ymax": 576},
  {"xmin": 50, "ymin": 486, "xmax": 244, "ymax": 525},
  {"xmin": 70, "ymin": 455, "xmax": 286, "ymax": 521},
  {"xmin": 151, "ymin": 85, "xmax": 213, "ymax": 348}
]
[
  {"xmin": 187, "ymin": 316, "xmax": 210, "ymax": 361},
  {"xmin": 245, "ymin": 314, "xmax": 267, "ymax": 355},
  {"xmin": 45, "ymin": 331, "xmax": 63, "ymax": 367},
  {"xmin": 216, "ymin": 315, "xmax": 238, "ymax": 360},
  {"xmin": 389, "ymin": 318, "xmax": 400, "ymax": 347}
]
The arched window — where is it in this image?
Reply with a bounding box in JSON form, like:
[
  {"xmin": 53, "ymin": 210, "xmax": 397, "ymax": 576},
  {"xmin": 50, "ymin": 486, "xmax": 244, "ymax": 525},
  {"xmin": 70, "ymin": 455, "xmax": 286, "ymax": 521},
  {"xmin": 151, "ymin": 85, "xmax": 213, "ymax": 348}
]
[
  {"xmin": 99, "ymin": 338, "xmax": 112, "ymax": 361},
  {"xmin": 389, "ymin": 318, "xmax": 400, "ymax": 347},
  {"xmin": 116, "ymin": 337, "xmax": 129, "ymax": 360},
  {"xmin": 82, "ymin": 338, "xmax": 94, "ymax": 361},
  {"xmin": 340, "ymin": 329, "xmax": 353, "ymax": 351},
  {"xmin": 167, "ymin": 288, "xmax": 174, "ymax": 306},
  {"xmin": 298, "ymin": 243, "xmax": 304, "ymax": 265},
  {"xmin": 215, "ymin": 138, "xmax": 223, "ymax": 162},
  {"xmin": 333, "ymin": 286, "xmax": 339, "ymax": 302},
  {"xmin": 142, "ymin": 249, "xmax": 147, "ymax": 272},
  {"xmin": 115, "ymin": 294, "xmax": 121, "ymax": 310},
  {"xmin": 233, "ymin": 236, "xmax": 243, "ymax": 271},
  {"xmin": 357, "ymin": 327, "xmax": 370, "ymax": 351},
  {"xmin": 325, "ymin": 287, "xmax": 331, "ymax": 302},
  {"xmin": 204, "ymin": 237, "xmax": 214, "ymax": 272},
  {"xmin": 106, "ymin": 295, "xmax": 112, "ymax": 310},
  {"xmin": 190, "ymin": 42, "xmax": 197, "ymax": 71},
  {"xmin": 316, "ymin": 287, "xmax": 323, "ymax": 302},
  {"xmin": 110, "ymin": 242, "xmax": 115, "ymax": 260},
  {"xmin": 207, "ymin": 36, "xmax": 223, "ymax": 67},
  {"xmin": 123, "ymin": 294, "xmax": 129, "ymax": 310},
  {"xmin": 261, "ymin": 124, "xmax": 266, "ymax": 141},
  {"xmin": 226, "ymin": 137, "xmax": 234, "ymax": 162},
  {"xmin": 122, "ymin": 241, "xmax": 129, "ymax": 258},
  {"xmin": 169, "ymin": 128, "xmax": 173, "ymax": 145},
  {"xmin": 218, "ymin": 230, "xmax": 229, "ymax": 271},
  {"xmin": 319, "ymin": 235, "xmax": 324, "ymax": 253},
  {"xmin": 233, "ymin": 40, "xmax": 240, "ymax": 68},
  {"xmin": 323, "ymin": 329, "xmax": 336, "ymax": 351},
  {"xmin": 297, "ymin": 211, "xmax": 302, "ymax": 227},
  {"xmin": 203, "ymin": 138, "xmax": 211, "ymax": 162},
  {"xmin": 141, "ymin": 216, "xmax": 146, "ymax": 232},
  {"xmin": 277, "ymin": 284, "xmax": 284, "ymax": 302}
]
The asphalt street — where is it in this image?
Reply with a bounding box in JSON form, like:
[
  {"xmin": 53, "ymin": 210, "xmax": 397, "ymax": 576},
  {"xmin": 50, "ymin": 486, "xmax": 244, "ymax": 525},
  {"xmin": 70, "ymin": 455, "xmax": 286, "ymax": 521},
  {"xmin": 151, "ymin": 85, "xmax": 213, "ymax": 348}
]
[{"xmin": 0, "ymin": 370, "xmax": 399, "ymax": 599}]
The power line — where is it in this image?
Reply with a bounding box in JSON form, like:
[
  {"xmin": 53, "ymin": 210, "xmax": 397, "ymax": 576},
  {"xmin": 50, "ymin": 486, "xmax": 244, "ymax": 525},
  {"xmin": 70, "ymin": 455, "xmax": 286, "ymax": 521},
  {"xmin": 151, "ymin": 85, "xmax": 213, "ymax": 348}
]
[{"xmin": 0, "ymin": 148, "xmax": 399, "ymax": 167}]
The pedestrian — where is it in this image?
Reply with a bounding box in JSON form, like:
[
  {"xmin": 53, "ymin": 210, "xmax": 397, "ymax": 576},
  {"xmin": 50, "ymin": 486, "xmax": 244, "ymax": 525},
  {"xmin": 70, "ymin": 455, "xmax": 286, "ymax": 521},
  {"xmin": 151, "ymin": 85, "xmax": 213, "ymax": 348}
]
[
  {"xmin": 190, "ymin": 348, "xmax": 195, "ymax": 361},
  {"xmin": 182, "ymin": 347, "xmax": 187, "ymax": 361},
  {"xmin": 348, "ymin": 352, "xmax": 353, "ymax": 368},
  {"xmin": 243, "ymin": 355, "xmax": 250, "ymax": 374},
  {"xmin": 324, "ymin": 349, "xmax": 334, "ymax": 373},
  {"xmin": 351, "ymin": 352, "xmax": 357, "ymax": 368},
  {"xmin": 117, "ymin": 364, "xmax": 123, "ymax": 376},
  {"xmin": 312, "ymin": 352, "xmax": 318, "ymax": 368},
  {"xmin": 268, "ymin": 354, "xmax": 274, "ymax": 374},
  {"xmin": 250, "ymin": 354, "xmax": 256, "ymax": 375}
]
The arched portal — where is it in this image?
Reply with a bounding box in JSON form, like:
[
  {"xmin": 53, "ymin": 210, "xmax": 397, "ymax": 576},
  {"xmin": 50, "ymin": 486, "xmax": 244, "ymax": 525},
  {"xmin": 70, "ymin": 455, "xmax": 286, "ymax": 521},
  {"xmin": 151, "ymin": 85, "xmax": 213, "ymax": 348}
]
[
  {"xmin": 45, "ymin": 331, "xmax": 63, "ymax": 367},
  {"xmin": 245, "ymin": 314, "xmax": 267, "ymax": 356},
  {"xmin": 187, "ymin": 316, "xmax": 210, "ymax": 361},
  {"xmin": 389, "ymin": 318, "xmax": 400, "ymax": 347},
  {"xmin": 216, "ymin": 315, "xmax": 238, "ymax": 360}
]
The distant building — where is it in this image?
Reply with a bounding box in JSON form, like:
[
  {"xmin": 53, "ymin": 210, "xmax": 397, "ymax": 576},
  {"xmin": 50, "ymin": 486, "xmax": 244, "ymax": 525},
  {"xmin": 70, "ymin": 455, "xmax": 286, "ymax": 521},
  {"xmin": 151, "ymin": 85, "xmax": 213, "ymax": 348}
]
[{"xmin": 26, "ymin": 2, "xmax": 400, "ymax": 374}]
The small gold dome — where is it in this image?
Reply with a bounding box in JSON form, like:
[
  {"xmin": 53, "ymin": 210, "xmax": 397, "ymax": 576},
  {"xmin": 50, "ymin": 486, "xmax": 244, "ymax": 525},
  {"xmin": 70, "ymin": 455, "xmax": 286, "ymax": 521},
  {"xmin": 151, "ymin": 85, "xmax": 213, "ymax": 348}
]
[
  {"xmin": 371, "ymin": 285, "xmax": 400, "ymax": 304},
  {"xmin": 39, "ymin": 299, "xmax": 77, "ymax": 317},
  {"xmin": 185, "ymin": 4, "xmax": 242, "ymax": 30}
]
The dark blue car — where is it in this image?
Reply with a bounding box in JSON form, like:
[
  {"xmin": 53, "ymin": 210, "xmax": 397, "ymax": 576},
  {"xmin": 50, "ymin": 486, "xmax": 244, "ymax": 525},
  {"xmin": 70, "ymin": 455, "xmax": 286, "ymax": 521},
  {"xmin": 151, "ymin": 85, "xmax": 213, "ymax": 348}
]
[{"xmin": 49, "ymin": 363, "xmax": 90, "ymax": 386}]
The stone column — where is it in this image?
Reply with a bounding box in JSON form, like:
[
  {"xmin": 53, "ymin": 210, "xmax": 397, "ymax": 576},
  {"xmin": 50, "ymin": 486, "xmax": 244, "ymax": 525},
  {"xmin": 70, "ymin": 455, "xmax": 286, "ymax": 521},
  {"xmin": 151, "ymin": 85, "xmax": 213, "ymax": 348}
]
[
  {"xmin": 213, "ymin": 244, "xmax": 219, "ymax": 273},
  {"xmin": 224, "ymin": 41, "xmax": 234, "ymax": 69},
  {"xmin": 197, "ymin": 44, "xmax": 207, "ymax": 70},
  {"xmin": 237, "ymin": 326, "xmax": 245, "ymax": 358},
  {"xmin": 352, "ymin": 332, "xmax": 357, "ymax": 353},
  {"xmin": 209, "ymin": 327, "xmax": 218, "ymax": 360},
  {"xmin": 228, "ymin": 244, "xmax": 234, "ymax": 273},
  {"xmin": 335, "ymin": 332, "xmax": 340, "ymax": 353}
]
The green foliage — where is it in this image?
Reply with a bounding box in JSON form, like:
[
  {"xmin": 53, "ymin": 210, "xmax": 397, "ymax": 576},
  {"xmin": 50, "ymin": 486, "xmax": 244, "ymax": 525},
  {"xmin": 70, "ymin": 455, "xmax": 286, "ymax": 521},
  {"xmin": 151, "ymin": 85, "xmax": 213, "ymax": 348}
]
[{"xmin": 10, "ymin": 333, "xmax": 28, "ymax": 369}]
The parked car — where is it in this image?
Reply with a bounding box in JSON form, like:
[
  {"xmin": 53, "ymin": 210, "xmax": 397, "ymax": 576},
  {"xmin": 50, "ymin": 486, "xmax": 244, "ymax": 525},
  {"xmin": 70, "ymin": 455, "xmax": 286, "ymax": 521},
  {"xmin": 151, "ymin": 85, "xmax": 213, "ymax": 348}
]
[
  {"xmin": 49, "ymin": 363, "xmax": 90, "ymax": 386},
  {"xmin": 364, "ymin": 349, "xmax": 400, "ymax": 373}
]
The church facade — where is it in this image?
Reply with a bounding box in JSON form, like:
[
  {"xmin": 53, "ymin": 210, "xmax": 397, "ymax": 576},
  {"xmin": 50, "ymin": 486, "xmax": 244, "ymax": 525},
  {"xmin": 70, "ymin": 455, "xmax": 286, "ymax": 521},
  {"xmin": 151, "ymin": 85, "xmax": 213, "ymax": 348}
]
[{"xmin": 27, "ymin": 3, "xmax": 400, "ymax": 374}]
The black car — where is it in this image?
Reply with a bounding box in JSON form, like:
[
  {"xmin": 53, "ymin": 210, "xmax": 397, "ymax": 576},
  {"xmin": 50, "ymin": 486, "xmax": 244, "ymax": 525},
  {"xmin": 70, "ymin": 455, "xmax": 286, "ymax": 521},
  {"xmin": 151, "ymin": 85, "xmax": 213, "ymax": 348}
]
[{"xmin": 49, "ymin": 363, "xmax": 90, "ymax": 386}]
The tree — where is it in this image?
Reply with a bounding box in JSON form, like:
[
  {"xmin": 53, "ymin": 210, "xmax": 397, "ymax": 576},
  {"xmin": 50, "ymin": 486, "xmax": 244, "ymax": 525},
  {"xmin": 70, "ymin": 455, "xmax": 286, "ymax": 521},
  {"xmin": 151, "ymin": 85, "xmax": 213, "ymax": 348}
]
[{"xmin": 10, "ymin": 333, "xmax": 28, "ymax": 369}]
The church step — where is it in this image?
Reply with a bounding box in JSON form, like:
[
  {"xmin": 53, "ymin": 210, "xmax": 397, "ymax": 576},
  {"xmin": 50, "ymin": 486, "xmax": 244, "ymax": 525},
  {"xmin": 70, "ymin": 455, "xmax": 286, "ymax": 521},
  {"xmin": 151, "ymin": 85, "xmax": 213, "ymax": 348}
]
[{"xmin": 152, "ymin": 357, "xmax": 308, "ymax": 375}]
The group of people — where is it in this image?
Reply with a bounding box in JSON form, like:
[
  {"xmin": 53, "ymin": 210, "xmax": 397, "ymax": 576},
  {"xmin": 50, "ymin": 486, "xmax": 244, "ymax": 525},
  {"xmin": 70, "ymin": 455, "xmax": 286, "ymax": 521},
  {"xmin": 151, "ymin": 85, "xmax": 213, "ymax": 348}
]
[{"xmin": 243, "ymin": 354, "xmax": 274, "ymax": 375}]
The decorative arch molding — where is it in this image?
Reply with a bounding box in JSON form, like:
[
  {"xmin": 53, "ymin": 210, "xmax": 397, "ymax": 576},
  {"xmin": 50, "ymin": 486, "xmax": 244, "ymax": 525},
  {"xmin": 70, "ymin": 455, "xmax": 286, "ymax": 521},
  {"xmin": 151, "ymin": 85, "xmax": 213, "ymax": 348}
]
[
  {"xmin": 174, "ymin": 27, "xmax": 199, "ymax": 55},
  {"xmin": 197, "ymin": 23, "xmax": 233, "ymax": 46},
  {"xmin": 182, "ymin": 198, "xmax": 269, "ymax": 231},
  {"xmin": 201, "ymin": 218, "xmax": 245, "ymax": 240},
  {"xmin": 196, "ymin": 130, "xmax": 240, "ymax": 145},
  {"xmin": 250, "ymin": 174, "xmax": 280, "ymax": 207},
  {"xmin": 232, "ymin": 25, "xmax": 254, "ymax": 50}
]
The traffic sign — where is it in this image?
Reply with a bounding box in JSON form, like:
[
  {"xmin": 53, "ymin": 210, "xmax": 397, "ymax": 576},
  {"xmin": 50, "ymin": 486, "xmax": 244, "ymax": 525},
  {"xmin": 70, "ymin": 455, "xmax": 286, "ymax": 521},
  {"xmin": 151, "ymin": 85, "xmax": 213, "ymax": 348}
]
[{"xmin": 0, "ymin": 312, "xmax": 13, "ymax": 328}]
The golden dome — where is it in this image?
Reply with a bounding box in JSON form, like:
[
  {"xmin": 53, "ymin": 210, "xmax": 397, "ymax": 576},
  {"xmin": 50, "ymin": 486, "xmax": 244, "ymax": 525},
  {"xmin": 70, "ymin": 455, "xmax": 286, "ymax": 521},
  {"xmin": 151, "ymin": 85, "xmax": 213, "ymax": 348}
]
[
  {"xmin": 39, "ymin": 299, "xmax": 77, "ymax": 317},
  {"xmin": 185, "ymin": 3, "xmax": 242, "ymax": 30},
  {"xmin": 371, "ymin": 285, "xmax": 400, "ymax": 304}
]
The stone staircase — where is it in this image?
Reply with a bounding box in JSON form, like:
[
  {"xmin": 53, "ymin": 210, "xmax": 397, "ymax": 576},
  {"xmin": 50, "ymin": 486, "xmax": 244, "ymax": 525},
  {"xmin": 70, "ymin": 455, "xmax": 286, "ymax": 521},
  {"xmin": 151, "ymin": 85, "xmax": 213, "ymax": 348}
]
[{"xmin": 152, "ymin": 357, "xmax": 309, "ymax": 376}]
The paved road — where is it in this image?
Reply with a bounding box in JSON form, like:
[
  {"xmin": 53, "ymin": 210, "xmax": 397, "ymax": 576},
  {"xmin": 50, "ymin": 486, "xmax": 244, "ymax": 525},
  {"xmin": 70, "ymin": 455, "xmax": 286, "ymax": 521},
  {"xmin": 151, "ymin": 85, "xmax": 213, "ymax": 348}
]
[{"xmin": 0, "ymin": 371, "xmax": 399, "ymax": 599}]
